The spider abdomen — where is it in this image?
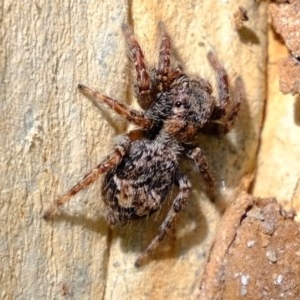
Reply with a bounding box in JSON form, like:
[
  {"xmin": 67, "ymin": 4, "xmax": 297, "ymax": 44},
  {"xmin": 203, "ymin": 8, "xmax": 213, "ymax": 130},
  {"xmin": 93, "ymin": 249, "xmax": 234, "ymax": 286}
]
[{"xmin": 102, "ymin": 139, "xmax": 179, "ymax": 225}]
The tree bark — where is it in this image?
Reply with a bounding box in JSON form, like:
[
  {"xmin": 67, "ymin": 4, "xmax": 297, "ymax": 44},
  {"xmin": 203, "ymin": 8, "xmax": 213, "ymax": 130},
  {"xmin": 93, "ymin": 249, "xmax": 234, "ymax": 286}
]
[
  {"xmin": 1, "ymin": 1, "xmax": 268, "ymax": 299},
  {"xmin": 253, "ymin": 5, "xmax": 300, "ymax": 218}
]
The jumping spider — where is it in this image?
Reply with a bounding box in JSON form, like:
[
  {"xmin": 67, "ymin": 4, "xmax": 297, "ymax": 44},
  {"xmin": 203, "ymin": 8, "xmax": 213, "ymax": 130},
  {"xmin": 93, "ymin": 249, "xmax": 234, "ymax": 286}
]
[{"xmin": 44, "ymin": 24, "xmax": 244, "ymax": 267}]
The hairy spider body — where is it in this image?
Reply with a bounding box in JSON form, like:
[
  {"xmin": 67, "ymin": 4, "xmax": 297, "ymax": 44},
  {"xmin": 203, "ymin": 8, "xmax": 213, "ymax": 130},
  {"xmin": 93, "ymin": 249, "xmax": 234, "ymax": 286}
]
[
  {"xmin": 145, "ymin": 75, "xmax": 214, "ymax": 132},
  {"xmin": 103, "ymin": 139, "xmax": 180, "ymax": 225},
  {"xmin": 44, "ymin": 24, "xmax": 244, "ymax": 267}
]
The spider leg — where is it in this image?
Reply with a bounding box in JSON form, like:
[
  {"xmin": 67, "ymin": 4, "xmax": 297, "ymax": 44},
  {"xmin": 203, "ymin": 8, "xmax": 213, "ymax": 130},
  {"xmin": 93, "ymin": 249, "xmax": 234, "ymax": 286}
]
[
  {"xmin": 203, "ymin": 76, "xmax": 244, "ymax": 135},
  {"xmin": 156, "ymin": 23, "xmax": 182, "ymax": 89},
  {"xmin": 204, "ymin": 52, "xmax": 244, "ymax": 135},
  {"xmin": 43, "ymin": 130, "xmax": 144, "ymax": 220},
  {"xmin": 217, "ymin": 76, "xmax": 244, "ymax": 134},
  {"xmin": 186, "ymin": 146, "xmax": 215, "ymax": 189},
  {"xmin": 78, "ymin": 84, "xmax": 153, "ymax": 129},
  {"xmin": 157, "ymin": 22, "xmax": 171, "ymax": 79},
  {"xmin": 122, "ymin": 24, "xmax": 152, "ymax": 110},
  {"xmin": 207, "ymin": 51, "xmax": 230, "ymax": 119},
  {"xmin": 135, "ymin": 172, "xmax": 191, "ymax": 267}
]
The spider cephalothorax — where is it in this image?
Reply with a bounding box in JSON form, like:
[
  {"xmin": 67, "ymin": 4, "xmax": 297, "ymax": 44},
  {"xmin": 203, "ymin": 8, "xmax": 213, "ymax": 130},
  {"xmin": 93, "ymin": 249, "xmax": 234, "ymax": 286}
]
[{"xmin": 44, "ymin": 24, "xmax": 244, "ymax": 267}]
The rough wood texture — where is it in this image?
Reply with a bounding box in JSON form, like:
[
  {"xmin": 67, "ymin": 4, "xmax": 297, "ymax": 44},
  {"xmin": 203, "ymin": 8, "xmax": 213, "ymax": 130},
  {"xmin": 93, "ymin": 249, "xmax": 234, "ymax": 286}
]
[
  {"xmin": 195, "ymin": 193, "xmax": 300, "ymax": 299},
  {"xmin": 1, "ymin": 1, "xmax": 267, "ymax": 299},
  {"xmin": 253, "ymin": 5, "xmax": 300, "ymax": 220}
]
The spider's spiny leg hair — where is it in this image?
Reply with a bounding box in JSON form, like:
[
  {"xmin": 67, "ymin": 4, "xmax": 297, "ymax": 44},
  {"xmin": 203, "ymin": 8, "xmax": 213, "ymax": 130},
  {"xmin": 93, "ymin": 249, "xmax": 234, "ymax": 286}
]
[
  {"xmin": 122, "ymin": 24, "xmax": 152, "ymax": 109},
  {"xmin": 78, "ymin": 84, "xmax": 153, "ymax": 129}
]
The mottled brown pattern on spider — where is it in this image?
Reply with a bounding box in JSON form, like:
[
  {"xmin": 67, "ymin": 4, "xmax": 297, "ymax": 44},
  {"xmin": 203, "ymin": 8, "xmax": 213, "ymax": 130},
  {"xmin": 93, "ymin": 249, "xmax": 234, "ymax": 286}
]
[{"xmin": 44, "ymin": 23, "xmax": 245, "ymax": 267}]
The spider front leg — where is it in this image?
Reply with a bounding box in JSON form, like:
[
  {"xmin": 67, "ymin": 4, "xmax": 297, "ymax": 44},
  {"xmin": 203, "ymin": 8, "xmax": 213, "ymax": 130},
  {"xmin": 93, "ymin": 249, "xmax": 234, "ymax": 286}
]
[
  {"xmin": 204, "ymin": 52, "xmax": 244, "ymax": 135},
  {"xmin": 78, "ymin": 84, "xmax": 153, "ymax": 129},
  {"xmin": 43, "ymin": 130, "xmax": 144, "ymax": 220},
  {"xmin": 157, "ymin": 22, "xmax": 171, "ymax": 79},
  {"xmin": 207, "ymin": 51, "xmax": 230, "ymax": 118},
  {"xmin": 218, "ymin": 76, "xmax": 244, "ymax": 134},
  {"xmin": 135, "ymin": 172, "xmax": 191, "ymax": 267},
  {"xmin": 156, "ymin": 23, "xmax": 182, "ymax": 89},
  {"xmin": 122, "ymin": 24, "xmax": 152, "ymax": 110}
]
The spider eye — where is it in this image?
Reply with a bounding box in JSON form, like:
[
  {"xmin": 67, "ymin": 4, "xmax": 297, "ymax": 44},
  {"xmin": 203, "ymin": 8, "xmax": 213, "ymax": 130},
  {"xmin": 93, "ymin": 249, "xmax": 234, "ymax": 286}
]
[{"xmin": 175, "ymin": 101, "xmax": 182, "ymax": 107}]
